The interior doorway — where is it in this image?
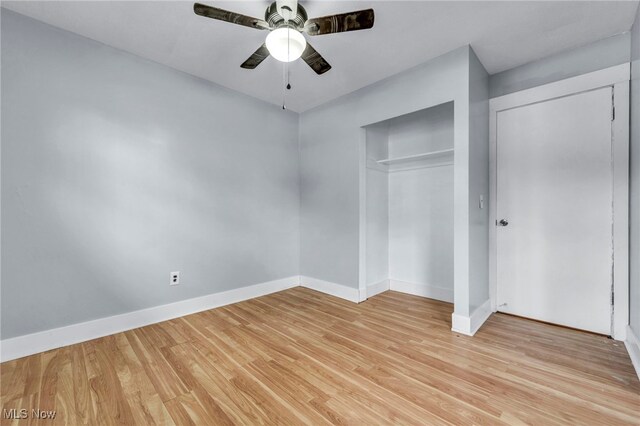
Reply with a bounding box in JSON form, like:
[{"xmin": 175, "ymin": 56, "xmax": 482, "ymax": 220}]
[{"xmin": 495, "ymin": 87, "xmax": 614, "ymax": 335}]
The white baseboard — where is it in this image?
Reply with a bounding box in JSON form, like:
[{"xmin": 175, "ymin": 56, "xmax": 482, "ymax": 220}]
[
  {"xmin": 299, "ymin": 276, "xmax": 361, "ymax": 303},
  {"xmin": 366, "ymin": 279, "xmax": 390, "ymax": 298},
  {"xmin": 1, "ymin": 275, "xmax": 495, "ymax": 362},
  {"xmin": 0, "ymin": 276, "xmax": 300, "ymax": 362},
  {"xmin": 451, "ymin": 299, "xmax": 492, "ymax": 336},
  {"xmin": 625, "ymin": 325, "xmax": 640, "ymax": 381},
  {"xmin": 389, "ymin": 279, "xmax": 454, "ymax": 303}
]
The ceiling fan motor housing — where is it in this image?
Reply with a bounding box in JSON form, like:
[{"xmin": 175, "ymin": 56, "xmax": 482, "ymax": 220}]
[
  {"xmin": 276, "ymin": 0, "xmax": 296, "ymax": 21},
  {"xmin": 266, "ymin": 1, "xmax": 307, "ymax": 30}
]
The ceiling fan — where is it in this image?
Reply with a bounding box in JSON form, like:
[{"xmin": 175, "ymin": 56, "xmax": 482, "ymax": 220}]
[{"xmin": 193, "ymin": 1, "xmax": 375, "ymax": 75}]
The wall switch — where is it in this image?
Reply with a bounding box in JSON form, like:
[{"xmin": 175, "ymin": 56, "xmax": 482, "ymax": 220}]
[
  {"xmin": 479, "ymin": 194, "xmax": 484, "ymax": 209},
  {"xmin": 170, "ymin": 271, "xmax": 180, "ymax": 286}
]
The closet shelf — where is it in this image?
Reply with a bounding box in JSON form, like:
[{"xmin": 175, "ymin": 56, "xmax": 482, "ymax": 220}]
[{"xmin": 376, "ymin": 148, "xmax": 454, "ymax": 165}]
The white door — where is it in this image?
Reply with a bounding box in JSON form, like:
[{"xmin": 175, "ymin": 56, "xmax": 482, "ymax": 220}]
[{"xmin": 496, "ymin": 87, "xmax": 613, "ymax": 335}]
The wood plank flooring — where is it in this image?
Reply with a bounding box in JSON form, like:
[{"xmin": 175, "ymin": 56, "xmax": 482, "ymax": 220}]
[{"xmin": 1, "ymin": 287, "xmax": 639, "ymax": 425}]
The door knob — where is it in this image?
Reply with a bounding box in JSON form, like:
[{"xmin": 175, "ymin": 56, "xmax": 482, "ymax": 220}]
[{"xmin": 498, "ymin": 219, "xmax": 509, "ymax": 227}]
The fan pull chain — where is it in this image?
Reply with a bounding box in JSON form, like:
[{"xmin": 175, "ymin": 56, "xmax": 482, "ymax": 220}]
[
  {"xmin": 287, "ymin": 28, "xmax": 292, "ymax": 90},
  {"xmin": 282, "ymin": 62, "xmax": 286, "ymax": 110},
  {"xmin": 282, "ymin": 28, "xmax": 292, "ymax": 110}
]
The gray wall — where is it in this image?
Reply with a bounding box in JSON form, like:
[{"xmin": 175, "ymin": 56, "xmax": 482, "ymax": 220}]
[
  {"xmin": 365, "ymin": 126, "xmax": 389, "ymax": 286},
  {"xmin": 630, "ymin": 6, "xmax": 640, "ymax": 338},
  {"xmin": 386, "ymin": 105, "xmax": 454, "ymax": 158},
  {"xmin": 389, "ymin": 167, "xmax": 453, "ymax": 290},
  {"xmin": 467, "ymin": 49, "xmax": 490, "ymax": 312},
  {"xmin": 489, "ymin": 33, "xmax": 631, "ymax": 98},
  {"xmin": 1, "ymin": 10, "xmax": 300, "ymax": 339}
]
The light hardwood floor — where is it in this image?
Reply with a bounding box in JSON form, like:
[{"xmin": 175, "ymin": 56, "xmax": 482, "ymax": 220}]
[{"xmin": 1, "ymin": 287, "xmax": 639, "ymax": 425}]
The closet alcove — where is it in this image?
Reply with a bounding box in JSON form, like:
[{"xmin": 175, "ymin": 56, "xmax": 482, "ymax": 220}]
[{"xmin": 363, "ymin": 101, "xmax": 455, "ymax": 302}]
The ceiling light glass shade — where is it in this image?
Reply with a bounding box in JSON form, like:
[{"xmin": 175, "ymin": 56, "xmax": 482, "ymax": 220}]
[{"xmin": 265, "ymin": 27, "xmax": 306, "ymax": 62}]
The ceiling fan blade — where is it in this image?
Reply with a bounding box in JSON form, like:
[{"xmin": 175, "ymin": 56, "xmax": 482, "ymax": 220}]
[
  {"xmin": 301, "ymin": 43, "xmax": 331, "ymax": 75},
  {"xmin": 194, "ymin": 3, "xmax": 270, "ymax": 30},
  {"xmin": 304, "ymin": 9, "xmax": 374, "ymax": 36},
  {"xmin": 240, "ymin": 43, "xmax": 270, "ymax": 69}
]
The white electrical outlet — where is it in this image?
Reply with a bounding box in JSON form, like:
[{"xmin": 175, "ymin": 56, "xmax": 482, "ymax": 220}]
[{"xmin": 170, "ymin": 271, "xmax": 180, "ymax": 286}]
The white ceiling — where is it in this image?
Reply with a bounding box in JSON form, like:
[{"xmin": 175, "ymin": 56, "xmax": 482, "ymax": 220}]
[{"xmin": 2, "ymin": 1, "xmax": 638, "ymax": 112}]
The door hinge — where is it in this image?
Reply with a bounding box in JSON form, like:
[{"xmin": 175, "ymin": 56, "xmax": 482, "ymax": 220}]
[
  {"xmin": 611, "ymin": 292, "xmax": 615, "ymax": 305},
  {"xmin": 611, "ymin": 89, "xmax": 615, "ymax": 121}
]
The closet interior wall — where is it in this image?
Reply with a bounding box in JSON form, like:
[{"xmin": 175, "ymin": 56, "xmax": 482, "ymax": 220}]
[{"xmin": 365, "ymin": 102, "xmax": 455, "ymax": 302}]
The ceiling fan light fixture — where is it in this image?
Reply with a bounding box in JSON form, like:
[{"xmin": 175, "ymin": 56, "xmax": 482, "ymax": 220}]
[{"xmin": 265, "ymin": 27, "xmax": 306, "ymax": 62}]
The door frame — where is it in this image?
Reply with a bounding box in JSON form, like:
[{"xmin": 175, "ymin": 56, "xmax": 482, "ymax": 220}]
[{"xmin": 489, "ymin": 64, "xmax": 630, "ymax": 341}]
